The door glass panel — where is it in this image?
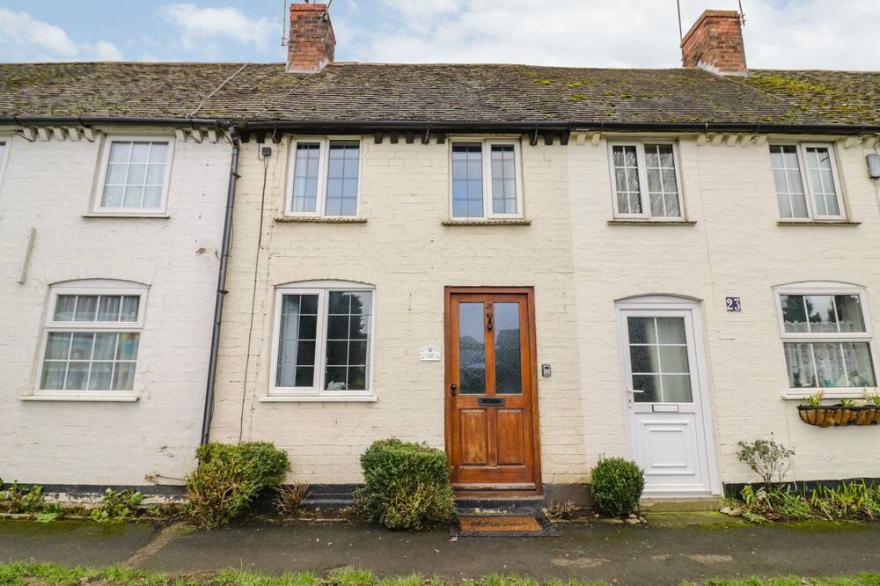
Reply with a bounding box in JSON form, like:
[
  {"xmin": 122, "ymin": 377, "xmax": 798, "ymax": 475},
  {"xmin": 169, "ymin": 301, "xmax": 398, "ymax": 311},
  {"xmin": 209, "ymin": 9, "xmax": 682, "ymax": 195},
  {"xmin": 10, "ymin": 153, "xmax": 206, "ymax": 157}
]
[
  {"xmin": 628, "ymin": 316, "xmax": 693, "ymax": 403},
  {"xmin": 631, "ymin": 374, "xmax": 660, "ymax": 402},
  {"xmin": 458, "ymin": 302, "xmax": 485, "ymax": 394},
  {"xmin": 494, "ymin": 302, "xmax": 522, "ymax": 394}
]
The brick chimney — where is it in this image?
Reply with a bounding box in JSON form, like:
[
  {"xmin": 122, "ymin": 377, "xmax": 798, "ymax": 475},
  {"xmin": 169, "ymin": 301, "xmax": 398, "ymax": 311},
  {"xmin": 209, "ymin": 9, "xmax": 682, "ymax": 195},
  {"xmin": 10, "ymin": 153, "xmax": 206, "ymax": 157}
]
[
  {"xmin": 681, "ymin": 10, "xmax": 747, "ymax": 75},
  {"xmin": 287, "ymin": 2, "xmax": 335, "ymax": 73}
]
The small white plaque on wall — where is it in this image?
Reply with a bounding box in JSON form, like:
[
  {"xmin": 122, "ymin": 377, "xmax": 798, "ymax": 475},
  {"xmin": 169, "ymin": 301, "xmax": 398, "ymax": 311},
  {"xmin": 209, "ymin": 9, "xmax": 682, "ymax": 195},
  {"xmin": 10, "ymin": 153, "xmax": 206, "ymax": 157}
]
[{"xmin": 419, "ymin": 346, "xmax": 441, "ymax": 361}]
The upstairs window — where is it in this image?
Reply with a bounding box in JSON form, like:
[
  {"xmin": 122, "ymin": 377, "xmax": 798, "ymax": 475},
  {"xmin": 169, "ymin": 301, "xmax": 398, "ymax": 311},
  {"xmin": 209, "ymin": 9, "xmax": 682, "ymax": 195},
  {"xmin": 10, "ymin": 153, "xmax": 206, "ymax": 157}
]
[
  {"xmin": 39, "ymin": 283, "xmax": 146, "ymax": 394},
  {"xmin": 288, "ymin": 139, "xmax": 361, "ymax": 217},
  {"xmin": 450, "ymin": 140, "xmax": 523, "ymax": 219},
  {"xmin": 770, "ymin": 143, "xmax": 844, "ymax": 220},
  {"xmin": 97, "ymin": 139, "xmax": 172, "ymax": 213},
  {"xmin": 776, "ymin": 286, "xmax": 876, "ymax": 393},
  {"xmin": 609, "ymin": 142, "xmax": 683, "ymax": 220},
  {"xmin": 271, "ymin": 282, "xmax": 374, "ymax": 396}
]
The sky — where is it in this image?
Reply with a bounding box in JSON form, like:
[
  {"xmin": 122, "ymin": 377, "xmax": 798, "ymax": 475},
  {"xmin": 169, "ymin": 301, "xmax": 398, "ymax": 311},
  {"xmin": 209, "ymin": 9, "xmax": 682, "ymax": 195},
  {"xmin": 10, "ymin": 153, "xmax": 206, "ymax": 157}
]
[{"xmin": 0, "ymin": 0, "xmax": 877, "ymax": 70}]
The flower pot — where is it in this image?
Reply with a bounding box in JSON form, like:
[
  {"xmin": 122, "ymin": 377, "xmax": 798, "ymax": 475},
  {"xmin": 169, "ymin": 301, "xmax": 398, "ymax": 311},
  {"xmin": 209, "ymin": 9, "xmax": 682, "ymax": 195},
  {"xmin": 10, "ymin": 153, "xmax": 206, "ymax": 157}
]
[
  {"xmin": 852, "ymin": 407, "xmax": 876, "ymax": 425},
  {"xmin": 798, "ymin": 405, "xmax": 880, "ymax": 427}
]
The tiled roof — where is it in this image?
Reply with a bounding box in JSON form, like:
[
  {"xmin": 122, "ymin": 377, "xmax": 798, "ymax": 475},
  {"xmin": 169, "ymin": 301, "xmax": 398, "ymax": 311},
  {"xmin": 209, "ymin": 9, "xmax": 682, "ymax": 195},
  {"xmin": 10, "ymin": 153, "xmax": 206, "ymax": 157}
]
[
  {"xmin": 741, "ymin": 70, "xmax": 880, "ymax": 127},
  {"xmin": 0, "ymin": 62, "xmax": 877, "ymax": 128}
]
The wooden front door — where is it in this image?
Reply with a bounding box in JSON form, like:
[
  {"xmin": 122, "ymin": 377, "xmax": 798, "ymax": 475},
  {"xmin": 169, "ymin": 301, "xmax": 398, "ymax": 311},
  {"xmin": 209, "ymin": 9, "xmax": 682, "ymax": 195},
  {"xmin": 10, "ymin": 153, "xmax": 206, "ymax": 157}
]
[{"xmin": 445, "ymin": 287, "xmax": 540, "ymax": 492}]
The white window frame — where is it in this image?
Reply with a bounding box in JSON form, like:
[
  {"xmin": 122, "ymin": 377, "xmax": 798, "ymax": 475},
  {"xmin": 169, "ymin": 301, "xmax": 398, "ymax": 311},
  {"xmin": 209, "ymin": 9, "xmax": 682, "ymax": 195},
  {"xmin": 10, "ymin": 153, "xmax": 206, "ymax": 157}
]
[
  {"xmin": 607, "ymin": 140, "xmax": 685, "ymax": 221},
  {"xmin": 284, "ymin": 137, "xmax": 363, "ymax": 218},
  {"xmin": 92, "ymin": 135, "xmax": 175, "ymax": 216},
  {"xmin": 448, "ymin": 138, "xmax": 524, "ymax": 220},
  {"xmin": 770, "ymin": 142, "xmax": 846, "ymax": 221},
  {"xmin": 34, "ymin": 280, "xmax": 148, "ymax": 399},
  {"xmin": 268, "ymin": 280, "xmax": 375, "ymax": 399},
  {"xmin": 774, "ymin": 282, "xmax": 878, "ymax": 398}
]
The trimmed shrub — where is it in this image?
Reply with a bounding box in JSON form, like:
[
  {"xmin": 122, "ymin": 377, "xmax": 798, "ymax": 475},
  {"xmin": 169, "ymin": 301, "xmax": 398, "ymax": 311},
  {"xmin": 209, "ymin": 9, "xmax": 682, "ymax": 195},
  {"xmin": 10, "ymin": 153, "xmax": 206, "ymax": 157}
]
[
  {"xmin": 356, "ymin": 439, "xmax": 455, "ymax": 530},
  {"xmin": 186, "ymin": 442, "xmax": 290, "ymax": 528},
  {"xmin": 590, "ymin": 457, "xmax": 645, "ymax": 517}
]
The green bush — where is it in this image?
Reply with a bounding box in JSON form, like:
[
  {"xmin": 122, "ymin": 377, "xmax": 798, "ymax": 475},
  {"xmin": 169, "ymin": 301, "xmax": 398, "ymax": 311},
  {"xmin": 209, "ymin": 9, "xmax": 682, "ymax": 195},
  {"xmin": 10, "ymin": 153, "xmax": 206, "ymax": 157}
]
[
  {"xmin": 590, "ymin": 457, "xmax": 645, "ymax": 517},
  {"xmin": 186, "ymin": 442, "xmax": 290, "ymax": 528},
  {"xmin": 89, "ymin": 488, "xmax": 144, "ymax": 523},
  {"xmin": 0, "ymin": 481, "xmax": 45, "ymax": 514},
  {"xmin": 356, "ymin": 439, "xmax": 455, "ymax": 530}
]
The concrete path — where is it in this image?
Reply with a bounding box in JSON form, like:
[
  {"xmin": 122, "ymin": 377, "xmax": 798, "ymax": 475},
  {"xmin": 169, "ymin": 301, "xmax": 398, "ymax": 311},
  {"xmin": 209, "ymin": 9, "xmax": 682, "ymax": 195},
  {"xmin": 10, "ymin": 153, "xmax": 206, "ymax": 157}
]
[{"xmin": 2, "ymin": 517, "xmax": 880, "ymax": 585}]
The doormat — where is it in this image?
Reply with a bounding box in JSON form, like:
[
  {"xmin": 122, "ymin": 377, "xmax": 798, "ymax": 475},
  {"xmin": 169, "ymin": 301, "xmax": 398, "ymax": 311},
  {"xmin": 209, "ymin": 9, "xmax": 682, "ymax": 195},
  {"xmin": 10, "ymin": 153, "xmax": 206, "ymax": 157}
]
[{"xmin": 452, "ymin": 515, "xmax": 557, "ymax": 537}]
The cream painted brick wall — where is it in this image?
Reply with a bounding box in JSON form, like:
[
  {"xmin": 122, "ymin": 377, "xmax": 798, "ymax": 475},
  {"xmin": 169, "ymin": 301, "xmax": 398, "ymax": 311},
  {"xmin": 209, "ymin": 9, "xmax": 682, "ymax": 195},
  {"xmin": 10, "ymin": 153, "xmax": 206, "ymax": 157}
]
[
  {"xmin": 215, "ymin": 134, "xmax": 880, "ymax": 488},
  {"xmin": 570, "ymin": 136, "xmax": 880, "ymax": 485},
  {"xmin": 0, "ymin": 131, "xmax": 229, "ymax": 486},
  {"xmin": 211, "ymin": 138, "xmax": 586, "ymax": 485}
]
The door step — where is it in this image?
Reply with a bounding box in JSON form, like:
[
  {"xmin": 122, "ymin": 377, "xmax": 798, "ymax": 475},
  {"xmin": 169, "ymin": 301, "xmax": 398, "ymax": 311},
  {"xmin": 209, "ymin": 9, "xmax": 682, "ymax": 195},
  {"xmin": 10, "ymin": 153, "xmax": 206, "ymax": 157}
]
[
  {"xmin": 640, "ymin": 497, "xmax": 724, "ymax": 513},
  {"xmin": 455, "ymin": 495, "xmax": 544, "ymax": 517}
]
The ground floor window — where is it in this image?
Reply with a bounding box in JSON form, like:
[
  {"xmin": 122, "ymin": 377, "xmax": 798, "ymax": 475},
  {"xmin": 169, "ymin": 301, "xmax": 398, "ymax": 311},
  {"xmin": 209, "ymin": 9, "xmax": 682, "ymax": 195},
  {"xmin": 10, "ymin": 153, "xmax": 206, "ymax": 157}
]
[
  {"xmin": 39, "ymin": 282, "xmax": 146, "ymax": 394},
  {"xmin": 776, "ymin": 285, "xmax": 877, "ymax": 392},
  {"xmin": 271, "ymin": 281, "xmax": 373, "ymax": 396}
]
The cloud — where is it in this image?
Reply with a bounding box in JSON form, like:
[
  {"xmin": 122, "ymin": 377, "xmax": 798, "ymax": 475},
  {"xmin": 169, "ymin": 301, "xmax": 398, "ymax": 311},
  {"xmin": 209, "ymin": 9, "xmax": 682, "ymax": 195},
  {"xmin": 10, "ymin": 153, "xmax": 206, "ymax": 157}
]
[
  {"xmin": 338, "ymin": 0, "xmax": 880, "ymax": 70},
  {"xmin": 0, "ymin": 8, "xmax": 122, "ymax": 62},
  {"xmin": 85, "ymin": 41, "xmax": 124, "ymax": 61},
  {"xmin": 157, "ymin": 4, "xmax": 276, "ymax": 54}
]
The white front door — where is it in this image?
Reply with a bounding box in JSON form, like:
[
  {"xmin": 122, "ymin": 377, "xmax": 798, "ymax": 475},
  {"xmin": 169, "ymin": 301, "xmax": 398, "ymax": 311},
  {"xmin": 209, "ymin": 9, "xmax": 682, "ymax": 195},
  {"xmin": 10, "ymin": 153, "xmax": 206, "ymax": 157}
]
[{"xmin": 617, "ymin": 300, "xmax": 719, "ymax": 497}]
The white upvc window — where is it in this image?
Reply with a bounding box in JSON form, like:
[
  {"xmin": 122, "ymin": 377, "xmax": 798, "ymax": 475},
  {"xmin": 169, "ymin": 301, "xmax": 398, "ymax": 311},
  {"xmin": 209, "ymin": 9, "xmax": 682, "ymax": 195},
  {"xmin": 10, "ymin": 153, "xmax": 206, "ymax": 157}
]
[
  {"xmin": 770, "ymin": 143, "xmax": 845, "ymax": 220},
  {"xmin": 270, "ymin": 281, "xmax": 374, "ymax": 397},
  {"xmin": 775, "ymin": 283, "xmax": 877, "ymax": 396},
  {"xmin": 286, "ymin": 138, "xmax": 362, "ymax": 217},
  {"xmin": 37, "ymin": 282, "xmax": 147, "ymax": 396},
  {"xmin": 608, "ymin": 141, "xmax": 684, "ymax": 220},
  {"xmin": 95, "ymin": 137, "xmax": 174, "ymax": 214},
  {"xmin": 450, "ymin": 139, "xmax": 524, "ymax": 219}
]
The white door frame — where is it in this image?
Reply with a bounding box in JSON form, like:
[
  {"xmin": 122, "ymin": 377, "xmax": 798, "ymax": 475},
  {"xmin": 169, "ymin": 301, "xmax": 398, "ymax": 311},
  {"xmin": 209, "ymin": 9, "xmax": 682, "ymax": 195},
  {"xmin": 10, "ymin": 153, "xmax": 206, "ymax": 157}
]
[{"xmin": 615, "ymin": 296, "xmax": 721, "ymax": 497}]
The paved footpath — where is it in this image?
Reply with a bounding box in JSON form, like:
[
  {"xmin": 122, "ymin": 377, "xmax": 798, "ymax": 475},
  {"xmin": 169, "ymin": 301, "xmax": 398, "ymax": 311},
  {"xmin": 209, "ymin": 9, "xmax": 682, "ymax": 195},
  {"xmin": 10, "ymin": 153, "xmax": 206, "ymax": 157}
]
[{"xmin": 2, "ymin": 515, "xmax": 880, "ymax": 585}]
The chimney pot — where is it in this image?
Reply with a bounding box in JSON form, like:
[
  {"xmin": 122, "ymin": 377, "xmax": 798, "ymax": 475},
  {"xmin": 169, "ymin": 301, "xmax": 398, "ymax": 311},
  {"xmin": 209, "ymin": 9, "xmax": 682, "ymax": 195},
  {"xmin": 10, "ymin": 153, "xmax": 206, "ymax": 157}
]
[
  {"xmin": 287, "ymin": 2, "xmax": 335, "ymax": 74},
  {"xmin": 681, "ymin": 9, "xmax": 747, "ymax": 75}
]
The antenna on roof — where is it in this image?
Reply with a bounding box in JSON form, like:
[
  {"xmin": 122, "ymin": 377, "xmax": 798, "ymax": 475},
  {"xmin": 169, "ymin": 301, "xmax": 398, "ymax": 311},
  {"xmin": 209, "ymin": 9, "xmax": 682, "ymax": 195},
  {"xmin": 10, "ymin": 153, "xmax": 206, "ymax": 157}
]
[
  {"xmin": 676, "ymin": 0, "xmax": 683, "ymax": 42},
  {"xmin": 281, "ymin": 0, "xmax": 289, "ymax": 46},
  {"xmin": 738, "ymin": 0, "xmax": 747, "ymax": 26}
]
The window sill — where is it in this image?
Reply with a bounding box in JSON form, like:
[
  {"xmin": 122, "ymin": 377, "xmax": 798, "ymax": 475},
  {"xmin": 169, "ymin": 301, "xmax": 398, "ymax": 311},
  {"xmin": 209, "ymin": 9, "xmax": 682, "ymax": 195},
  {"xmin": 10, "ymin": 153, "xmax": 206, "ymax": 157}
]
[
  {"xmin": 259, "ymin": 394, "xmax": 377, "ymax": 403},
  {"xmin": 274, "ymin": 216, "xmax": 367, "ymax": 224},
  {"xmin": 21, "ymin": 393, "xmax": 139, "ymax": 403},
  {"xmin": 776, "ymin": 220, "xmax": 860, "ymax": 227},
  {"xmin": 442, "ymin": 218, "xmax": 531, "ymax": 226},
  {"xmin": 83, "ymin": 212, "xmax": 170, "ymax": 219},
  {"xmin": 781, "ymin": 390, "xmax": 875, "ymax": 401},
  {"xmin": 608, "ymin": 219, "xmax": 696, "ymax": 226}
]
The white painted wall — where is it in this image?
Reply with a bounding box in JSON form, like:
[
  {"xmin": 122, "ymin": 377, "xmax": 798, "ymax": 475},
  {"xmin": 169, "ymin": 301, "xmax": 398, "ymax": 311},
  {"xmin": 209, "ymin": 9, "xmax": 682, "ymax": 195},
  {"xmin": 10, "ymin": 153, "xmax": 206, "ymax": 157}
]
[
  {"xmin": 212, "ymin": 134, "xmax": 880, "ymax": 489},
  {"xmin": 569, "ymin": 135, "xmax": 880, "ymax": 485},
  {"xmin": 4, "ymin": 126, "xmax": 876, "ymax": 490},
  {"xmin": 0, "ymin": 129, "xmax": 230, "ymax": 486}
]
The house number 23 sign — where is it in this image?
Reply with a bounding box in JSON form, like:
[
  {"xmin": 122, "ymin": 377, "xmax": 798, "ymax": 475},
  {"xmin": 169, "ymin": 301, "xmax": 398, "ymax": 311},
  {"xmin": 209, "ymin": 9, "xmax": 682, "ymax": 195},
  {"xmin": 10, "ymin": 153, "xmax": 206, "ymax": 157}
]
[{"xmin": 725, "ymin": 297, "xmax": 742, "ymax": 312}]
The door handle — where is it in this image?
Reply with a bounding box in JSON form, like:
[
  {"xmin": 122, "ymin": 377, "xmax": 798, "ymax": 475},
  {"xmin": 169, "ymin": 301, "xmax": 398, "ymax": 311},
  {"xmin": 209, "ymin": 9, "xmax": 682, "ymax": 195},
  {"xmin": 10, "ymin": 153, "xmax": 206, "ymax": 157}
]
[
  {"xmin": 626, "ymin": 389, "xmax": 644, "ymax": 406},
  {"xmin": 486, "ymin": 309, "xmax": 493, "ymax": 331},
  {"xmin": 450, "ymin": 383, "xmax": 457, "ymax": 396}
]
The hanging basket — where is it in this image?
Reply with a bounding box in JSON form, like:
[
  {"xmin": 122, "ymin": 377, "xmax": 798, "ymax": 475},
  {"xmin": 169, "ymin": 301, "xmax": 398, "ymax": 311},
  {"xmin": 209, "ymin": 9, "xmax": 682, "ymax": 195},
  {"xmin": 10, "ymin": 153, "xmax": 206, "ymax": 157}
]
[{"xmin": 798, "ymin": 405, "xmax": 880, "ymax": 427}]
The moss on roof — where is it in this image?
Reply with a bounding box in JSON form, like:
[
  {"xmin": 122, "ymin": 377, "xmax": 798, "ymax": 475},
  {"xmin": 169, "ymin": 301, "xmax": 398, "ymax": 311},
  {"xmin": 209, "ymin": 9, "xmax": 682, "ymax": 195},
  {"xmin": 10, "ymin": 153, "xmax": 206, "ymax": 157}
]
[
  {"xmin": 0, "ymin": 62, "xmax": 877, "ymax": 127},
  {"xmin": 742, "ymin": 70, "xmax": 880, "ymax": 126}
]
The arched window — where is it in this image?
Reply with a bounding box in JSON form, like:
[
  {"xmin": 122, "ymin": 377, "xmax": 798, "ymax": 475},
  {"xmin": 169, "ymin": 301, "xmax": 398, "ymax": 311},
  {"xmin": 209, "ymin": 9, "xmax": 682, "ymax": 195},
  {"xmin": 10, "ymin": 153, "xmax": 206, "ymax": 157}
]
[
  {"xmin": 774, "ymin": 282, "xmax": 876, "ymax": 396},
  {"xmin": 37, "ymin": 280, "xmax": 147, "ymax": 395},
  {"xmin": 270, "ymin": 280, "xmax": 374, "ymax": 398}
]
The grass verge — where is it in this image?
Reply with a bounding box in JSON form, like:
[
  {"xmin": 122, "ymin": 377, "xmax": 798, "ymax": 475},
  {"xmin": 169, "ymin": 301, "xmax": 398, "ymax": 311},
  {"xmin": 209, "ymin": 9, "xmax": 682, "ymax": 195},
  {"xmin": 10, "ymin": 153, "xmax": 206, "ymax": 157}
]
[{"xmin": 1, "ymin": 563, "xmax": 879, "ymax": 586}]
